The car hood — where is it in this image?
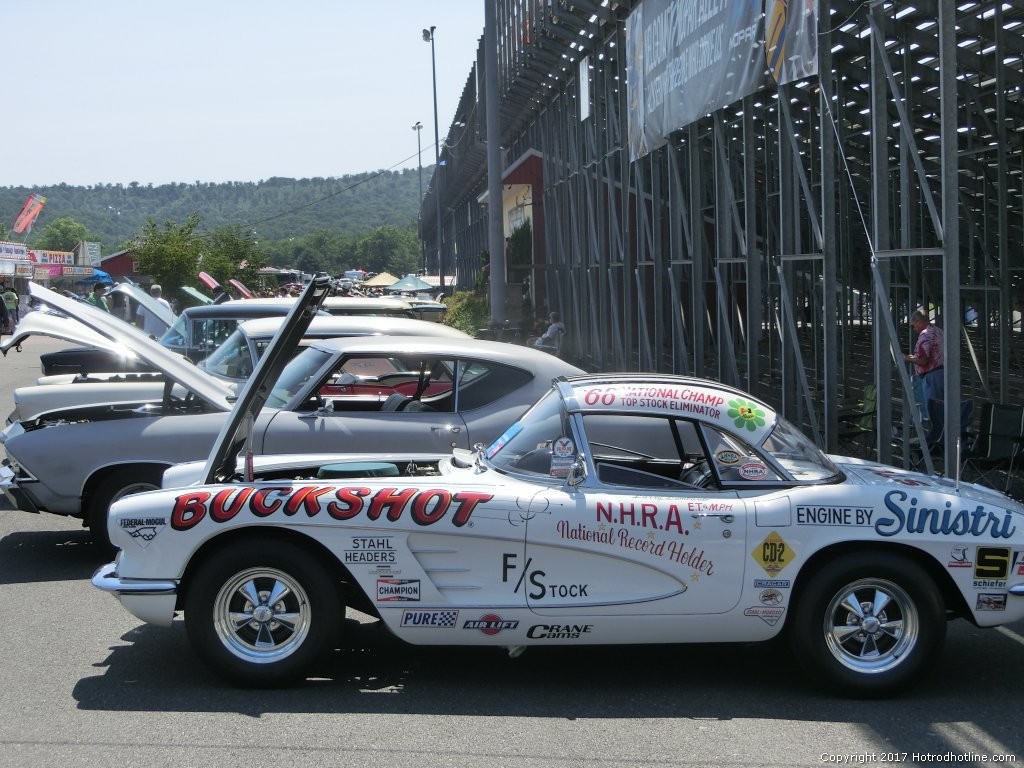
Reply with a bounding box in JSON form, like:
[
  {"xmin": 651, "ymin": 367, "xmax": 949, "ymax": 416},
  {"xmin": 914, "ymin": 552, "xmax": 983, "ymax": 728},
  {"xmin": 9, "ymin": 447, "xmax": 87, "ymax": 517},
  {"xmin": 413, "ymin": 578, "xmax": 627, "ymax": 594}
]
[
  {"xmin": 5, "ymin": 282, "xmax": 233, "ymax": 412},
  {"xmin": 0, "ymin": 309, "xmax": 134, "ymax": 360},
  {"xmin": 110, "ymin": 282, "xmax": 177, "ymax": 332}
]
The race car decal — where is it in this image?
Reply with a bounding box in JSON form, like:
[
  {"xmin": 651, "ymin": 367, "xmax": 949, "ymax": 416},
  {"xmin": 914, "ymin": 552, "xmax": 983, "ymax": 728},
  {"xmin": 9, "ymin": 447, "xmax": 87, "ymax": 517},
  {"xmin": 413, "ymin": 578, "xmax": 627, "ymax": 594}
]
[
  {"xmin": 463, "ymin": 614, "xmax": 518, "ymax": 634},
  {"xmin": 401, "ymin": 609, "xmax": 459, "ymax": 627},
  {"xmin": 796, "ymin": 505, "xmax": 875, "ymax": 527},
  {"xmin": 119, "ymin": 516, "xmax": 168, "ymax": 548},
  {"xmin": 527, "ymin": 624, "xmax": 593, "ymax": 639},
  {"xmin": 752, "ymin": 531, "xmax": 794, "ymax": 576},
  {"xmin": 169, "ymin": 486, "xmax": 494, "ymax": 530},
  {"xmin": 876, "ymin": 490, "xmax": 1016, "ymax": 539},
  {"xmin": 554, "ymin": 520, "xmax": 711, "ymax": 578},
  {"xmin": 502, "ymin": 553, "xmax": 589, "ymax": 600}
]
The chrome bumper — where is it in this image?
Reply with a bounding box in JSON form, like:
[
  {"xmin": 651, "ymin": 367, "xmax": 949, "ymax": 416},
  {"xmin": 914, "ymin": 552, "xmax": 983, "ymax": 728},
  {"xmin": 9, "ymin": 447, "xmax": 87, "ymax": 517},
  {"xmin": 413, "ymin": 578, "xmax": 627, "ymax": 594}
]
[
  {"xmin": 91, "ymin": 562, "xmax": 177, "ymax": 596},
  {"xmin": 0, "ymin": 464, "xmax": 39, "ymax": 513}
]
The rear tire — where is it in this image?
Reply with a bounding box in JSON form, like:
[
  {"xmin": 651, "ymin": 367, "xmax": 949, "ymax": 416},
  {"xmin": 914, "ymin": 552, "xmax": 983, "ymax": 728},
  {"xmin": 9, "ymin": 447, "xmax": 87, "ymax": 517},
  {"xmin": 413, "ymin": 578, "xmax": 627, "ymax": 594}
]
[
  {"xmin": 87, "ymin": 467, "xmax": 163, "ymax": 552},
  {"xmin": 789, "ymin": 552, "xmax": 945, "ymax": 697},
  {"xmin": 184, "ymin": 540, "xmax": 343, "ymax": 687}
]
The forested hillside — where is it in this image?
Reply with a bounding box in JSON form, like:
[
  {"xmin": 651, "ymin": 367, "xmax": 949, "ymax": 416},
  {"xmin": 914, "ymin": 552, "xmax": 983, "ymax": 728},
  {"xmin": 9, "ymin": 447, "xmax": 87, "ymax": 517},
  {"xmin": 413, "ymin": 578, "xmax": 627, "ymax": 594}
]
[{"xmin": 0, "ymin": 169, "xmax": 426, "ymax": 255}]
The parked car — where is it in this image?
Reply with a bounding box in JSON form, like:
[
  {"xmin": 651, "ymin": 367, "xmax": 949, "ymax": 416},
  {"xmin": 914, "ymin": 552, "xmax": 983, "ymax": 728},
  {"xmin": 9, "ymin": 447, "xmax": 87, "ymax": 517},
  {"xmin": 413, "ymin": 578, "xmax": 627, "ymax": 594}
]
[
  {"xmin": 90, "ymin": 279, "xmax": 1024, "ymax": 695},
  {"xmin": 0, "ymin": 282, "xmax": 583, "ymax": 548},
  {"xmin": 6, "ymin": 312, "xmax": 472, "ymax": 422}
]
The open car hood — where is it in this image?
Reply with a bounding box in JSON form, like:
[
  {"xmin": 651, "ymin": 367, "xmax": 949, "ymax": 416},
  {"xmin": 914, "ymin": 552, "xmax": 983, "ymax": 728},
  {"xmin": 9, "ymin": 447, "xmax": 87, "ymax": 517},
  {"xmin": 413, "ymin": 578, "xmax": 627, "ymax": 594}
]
[
  {"xmin": 204, "ymin": 275, "xmax": 331, "ymax": 483},
  {"xmin": 109, "ymin": 283, "xmax": 177, "ymax": 332},
  {"xmin": 5, "ymin": 282, "xmax": 233, "ymax": 412}
]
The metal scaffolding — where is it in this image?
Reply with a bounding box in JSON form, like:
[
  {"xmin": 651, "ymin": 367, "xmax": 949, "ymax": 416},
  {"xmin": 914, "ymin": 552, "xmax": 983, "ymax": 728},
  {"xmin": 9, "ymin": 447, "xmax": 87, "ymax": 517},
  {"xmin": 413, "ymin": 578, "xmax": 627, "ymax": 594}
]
[{"xmin": 419, "ymin": 0, "xmax": 1024, "ymax": 471}]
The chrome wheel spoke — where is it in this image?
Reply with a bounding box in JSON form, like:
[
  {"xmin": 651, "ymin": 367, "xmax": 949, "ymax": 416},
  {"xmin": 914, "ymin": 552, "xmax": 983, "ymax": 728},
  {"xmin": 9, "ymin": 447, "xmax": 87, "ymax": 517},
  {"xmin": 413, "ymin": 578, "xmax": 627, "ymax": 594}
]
[
  {"xmin": 238, "ymin": 580, "xmax": 262, "ymax": 607},
  {"xmin": 872, "ymin": 590, "xmax": 892, "ymax": 617},
  {"xmin": 839, "ymin": 592, "xmax": 865, "ymax": 619},
  {"xmin": 228, "ymin": 610, "xmax": 254, "ymax": 630},
  {"xmin": 272, "ymin": 611, "xmax": 301, "ymax": 631},
  {"xmin": 831, "ymin": 624, "xmax": 862, "ymax": 644},
  {"xmin": 267, "ymin": 580, "xmax": 291, "ymax": 606}
]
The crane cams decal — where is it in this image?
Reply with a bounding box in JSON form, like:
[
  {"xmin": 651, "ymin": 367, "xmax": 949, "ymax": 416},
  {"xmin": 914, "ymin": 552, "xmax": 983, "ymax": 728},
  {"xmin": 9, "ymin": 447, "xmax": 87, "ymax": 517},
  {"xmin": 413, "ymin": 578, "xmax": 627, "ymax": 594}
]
[
  {"xmin": 169, "ymin": 486, "xmax": 493, "ymax": 530},
  {"xmin": 119, "ymin": 516, "xmax": 168, "ymax": 548}
]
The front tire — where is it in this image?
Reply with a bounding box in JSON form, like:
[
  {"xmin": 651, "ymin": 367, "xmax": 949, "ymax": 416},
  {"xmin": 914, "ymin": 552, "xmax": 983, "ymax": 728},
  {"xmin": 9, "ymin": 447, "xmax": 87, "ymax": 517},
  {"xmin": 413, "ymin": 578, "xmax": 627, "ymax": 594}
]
[
  {"xmin": 789, "ymin": 552, "xmax": 945, "ymax": 697},
  {"xmin": 184, "ymin": 540, "xmax": 343, "ymax": 686}
]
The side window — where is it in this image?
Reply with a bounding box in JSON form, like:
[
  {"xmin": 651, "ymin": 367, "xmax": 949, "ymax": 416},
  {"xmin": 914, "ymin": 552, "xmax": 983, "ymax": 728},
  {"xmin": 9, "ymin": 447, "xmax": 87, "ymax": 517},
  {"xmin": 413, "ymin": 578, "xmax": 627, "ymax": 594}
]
[
  {"xmin": 454, "ymin": 359, "xmax": 532, "ymax": 411},
  {"xmin": 583, "ymin": 414, "xmax": 696, "ymax": 489}
]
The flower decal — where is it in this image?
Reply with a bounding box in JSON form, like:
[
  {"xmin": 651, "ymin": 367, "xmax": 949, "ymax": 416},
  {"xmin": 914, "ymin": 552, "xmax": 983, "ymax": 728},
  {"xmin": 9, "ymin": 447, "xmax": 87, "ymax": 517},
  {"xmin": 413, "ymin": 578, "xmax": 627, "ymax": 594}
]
[{"xmin": 728, "ymin": 398, "xmax": 766, "ymax": 431}]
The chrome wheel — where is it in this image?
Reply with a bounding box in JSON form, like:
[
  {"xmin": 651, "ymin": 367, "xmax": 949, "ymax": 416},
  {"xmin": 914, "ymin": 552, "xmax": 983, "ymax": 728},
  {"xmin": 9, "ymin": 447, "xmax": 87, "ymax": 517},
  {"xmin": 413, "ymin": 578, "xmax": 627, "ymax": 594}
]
[
  {"xmin": 822, "ymin": 577, "xmax": 918, "ymax": 675},
  {"xmin": 213, "ymin": 567, "xmax": 313, "ymax": 665}
]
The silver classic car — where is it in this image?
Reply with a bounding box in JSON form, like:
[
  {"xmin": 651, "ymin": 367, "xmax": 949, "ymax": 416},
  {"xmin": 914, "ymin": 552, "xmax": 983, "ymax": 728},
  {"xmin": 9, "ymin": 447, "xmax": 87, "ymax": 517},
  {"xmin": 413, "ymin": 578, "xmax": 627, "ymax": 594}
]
[
  {"xmin": 0, "ymin": 283, "xmax": 583, "ymax": 548},
  {"xmin": 91, "ymin": 278, "xmax": 1024, "ymax": 696}
]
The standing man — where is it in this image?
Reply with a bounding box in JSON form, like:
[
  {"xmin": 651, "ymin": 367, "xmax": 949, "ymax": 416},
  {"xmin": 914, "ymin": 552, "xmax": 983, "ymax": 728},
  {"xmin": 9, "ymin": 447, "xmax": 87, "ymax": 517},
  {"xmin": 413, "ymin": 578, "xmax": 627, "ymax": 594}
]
[
  {"xmin": 86, "ymin": 283, "xmax": 109, "ymax": 312},
  {"xmin": 3, "ymin": 285, "xmax": 19, "ymax": 326},
  {"xmin": 904, "ymin": 308, "xmax": 944, "ymax": 405},
  {"xmin": 136, "ymin": 283, "xmax": 171, "ymax": 337}
]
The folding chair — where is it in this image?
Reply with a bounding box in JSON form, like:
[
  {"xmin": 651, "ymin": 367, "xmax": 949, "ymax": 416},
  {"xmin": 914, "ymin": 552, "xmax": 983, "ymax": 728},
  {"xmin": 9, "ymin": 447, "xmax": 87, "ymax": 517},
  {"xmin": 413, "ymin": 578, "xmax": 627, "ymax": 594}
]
[
  {"xmin": 962, "ymin": 402, "xmax": 1024, "ymax": 492},
  {"xmin": 838, "ymin": 384, "xmax": 876, "ymax": 457},
  {"xmin": 908, "ymin": 398, "xmax": 974, "ymax": 473}
]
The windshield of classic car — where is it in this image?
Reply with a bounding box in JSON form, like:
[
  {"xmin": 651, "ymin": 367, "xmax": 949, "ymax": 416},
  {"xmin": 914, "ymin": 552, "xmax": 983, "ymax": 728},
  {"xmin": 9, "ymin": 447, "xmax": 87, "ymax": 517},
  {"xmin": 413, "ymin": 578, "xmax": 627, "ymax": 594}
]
[
  {"xmin": 760, "ymin": 416, "xmax": 839, "ymax": 482},
  {"xmin": 484, "ymin": 391, "xmax": 568, "ymax": 477},
  {"xmin": 201, "ymin": 330, "xmax": 254, "ymax": 380},
  {"xmin": 266, "ymin": 347, "xmax": 335, "ymax": 408}
]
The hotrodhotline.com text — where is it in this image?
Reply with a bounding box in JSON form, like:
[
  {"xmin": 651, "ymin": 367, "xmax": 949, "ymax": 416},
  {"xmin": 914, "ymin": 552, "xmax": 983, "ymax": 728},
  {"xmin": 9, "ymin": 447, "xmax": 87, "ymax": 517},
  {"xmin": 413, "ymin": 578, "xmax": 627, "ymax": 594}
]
[{"xmin": 820, "ymin": 752, "xmax": 1016, "ymax": 764}]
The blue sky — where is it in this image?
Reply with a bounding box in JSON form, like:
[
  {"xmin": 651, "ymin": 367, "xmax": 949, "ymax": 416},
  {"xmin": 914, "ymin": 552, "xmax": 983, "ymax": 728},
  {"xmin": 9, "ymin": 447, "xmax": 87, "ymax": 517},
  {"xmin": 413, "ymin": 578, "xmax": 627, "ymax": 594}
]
[{"xmin": 6, "ymin": 1, "xmax": 485, "ymax": 187}]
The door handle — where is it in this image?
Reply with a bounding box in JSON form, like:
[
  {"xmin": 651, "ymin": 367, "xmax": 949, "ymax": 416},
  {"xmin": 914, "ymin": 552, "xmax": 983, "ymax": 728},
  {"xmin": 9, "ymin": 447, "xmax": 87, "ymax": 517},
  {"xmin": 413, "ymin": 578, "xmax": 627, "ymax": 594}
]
[
  {"xmin": 693, "ymin": 513, "xmax": 734, "ymax": 524},
  {"xmin": 432, "ymin": 425, "xmax": 461, "ymax": 433}
]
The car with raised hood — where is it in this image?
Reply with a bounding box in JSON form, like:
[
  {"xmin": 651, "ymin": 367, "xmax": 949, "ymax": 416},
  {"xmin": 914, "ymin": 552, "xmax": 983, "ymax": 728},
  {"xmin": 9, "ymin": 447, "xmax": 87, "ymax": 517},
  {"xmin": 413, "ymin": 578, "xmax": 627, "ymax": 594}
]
[
  {"xmin": 6, "ymin": 312, "xmax": 472, "ymax": 423},
  {"xmin": 89, "ymin": 278, "xmax": 1024, "ymax": 696},
  {"xmin": 0, "ymin": 281, "xmax": 582, "ymax": 548}
]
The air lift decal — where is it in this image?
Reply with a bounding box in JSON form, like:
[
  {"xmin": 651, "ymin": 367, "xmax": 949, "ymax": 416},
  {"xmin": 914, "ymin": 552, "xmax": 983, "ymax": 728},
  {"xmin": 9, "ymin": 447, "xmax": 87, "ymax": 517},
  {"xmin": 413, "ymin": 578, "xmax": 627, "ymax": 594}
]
[{"xmin": 170, "ymin": 486, "xmax": 494, "ymax": 530}]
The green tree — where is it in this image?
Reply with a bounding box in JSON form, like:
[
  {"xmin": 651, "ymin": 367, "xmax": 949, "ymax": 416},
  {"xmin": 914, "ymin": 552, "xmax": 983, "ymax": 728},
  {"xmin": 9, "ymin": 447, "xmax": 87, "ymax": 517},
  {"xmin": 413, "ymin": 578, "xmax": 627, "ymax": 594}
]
[
  {"xmin": 134, "ymin": 212, "xmax": 204, "ymax": 294},
  {"xmin": 32, "ymin": 216, "xmax": 97, "ymax": 251},
  {"xmin": 355, "ymin": 225, "xmax": 419, "ymax": 276},
  {"xmin": 202, "ymin": 224, "xmax": 268, "ymax": 288}
]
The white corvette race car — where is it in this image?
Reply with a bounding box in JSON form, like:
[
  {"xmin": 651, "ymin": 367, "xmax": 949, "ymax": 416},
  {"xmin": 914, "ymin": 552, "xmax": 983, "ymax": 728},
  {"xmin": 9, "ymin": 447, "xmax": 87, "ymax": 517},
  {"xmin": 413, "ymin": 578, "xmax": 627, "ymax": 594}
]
[{"xmin": 93, "ymin": 277, "xmax": 1024, "ymax": 696}]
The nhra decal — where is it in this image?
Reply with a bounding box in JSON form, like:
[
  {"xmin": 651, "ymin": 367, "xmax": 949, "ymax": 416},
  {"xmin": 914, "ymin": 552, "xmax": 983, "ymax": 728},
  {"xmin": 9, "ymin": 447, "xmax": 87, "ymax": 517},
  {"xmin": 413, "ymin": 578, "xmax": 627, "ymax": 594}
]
[
  {"xmin": 376, "ymin": 578, "xmax": 420, "ymax": 602},
  {"xmin": 502, "ymin": 554, "xmax": 590, "ymax": 600},
  {"xmin": 751, "ymin": 531, "xmax": 794, "ymax": 576},
  {"xmin": 527, "ymin": 624, "xmax": 593, "ymax": 639},
  {"xmin": 973, "ymin": 546, "xmax": 1010, "ymax": 589},
  {"xmin": 875, "ymin": 491, "xmax": 1016, "ymax": 539},
  {"xmin": 119, "ymin": 516, "xmax": 167, "ymax": 547},
  {"xmin": 796, "ymin": 505, "xmax": 874, "ymax": 527},
  {"xmin": 464, "ymin": 614, "xmax": 518, "ymax": 635},
  {"xmin": 401, "ymin": 609, "xmax": 459, "ymax": 627},
  {"xmin": 595, "ymin": 500, "xmax": 732, "ymax": 532},
  {"xmin": 345, "ymin": 536, "xmax": 396, "ymax": 565},
  {"xmin": 169, "ymin": 486, "xmax": 494, "ymax": 531},
  {"xmin": 976, "ymin": 593, "xmax": 1007, "ymax": 611}
]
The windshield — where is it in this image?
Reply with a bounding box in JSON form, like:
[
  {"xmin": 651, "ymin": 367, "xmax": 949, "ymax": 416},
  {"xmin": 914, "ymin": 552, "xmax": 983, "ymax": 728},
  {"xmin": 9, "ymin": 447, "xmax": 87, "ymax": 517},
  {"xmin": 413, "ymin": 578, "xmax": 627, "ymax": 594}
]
[
  {"xmin": 265, "ymin": 347, "xmax": 335, "ymax": 409},
  {"xmin": 201, "ymin": 329, "xmax": 254, "ymax": 381},
  {"xmin": 485, "ymin": 391, "xmax": 572, "ymax": 478},
  {"xmin": 760, "ymin": 416, "xmax": 840, "ymax": 482}
]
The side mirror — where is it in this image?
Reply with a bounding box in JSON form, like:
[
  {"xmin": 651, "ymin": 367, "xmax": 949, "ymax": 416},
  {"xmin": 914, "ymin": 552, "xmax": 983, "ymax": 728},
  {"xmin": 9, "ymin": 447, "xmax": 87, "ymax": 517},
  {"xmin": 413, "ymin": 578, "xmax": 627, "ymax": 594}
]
[{"xmin": 567, "ymin": 459, "xmax": 587, "ymax": 488}]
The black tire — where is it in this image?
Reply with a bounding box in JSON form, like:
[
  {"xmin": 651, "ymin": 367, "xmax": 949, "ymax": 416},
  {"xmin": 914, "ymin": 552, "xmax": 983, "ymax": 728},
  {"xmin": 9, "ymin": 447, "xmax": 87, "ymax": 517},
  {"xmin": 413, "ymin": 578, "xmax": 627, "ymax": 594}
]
[
  {"xmin": 184, "ymin": 540, "xmax": 343, "ymax": 687},
  {"xmin": 87, "ymin": 466, "xmax": 164, "ymax": 552},
  {"xmin": 789, "ymin": 552, "xmax": 945, "ymax": 697}
]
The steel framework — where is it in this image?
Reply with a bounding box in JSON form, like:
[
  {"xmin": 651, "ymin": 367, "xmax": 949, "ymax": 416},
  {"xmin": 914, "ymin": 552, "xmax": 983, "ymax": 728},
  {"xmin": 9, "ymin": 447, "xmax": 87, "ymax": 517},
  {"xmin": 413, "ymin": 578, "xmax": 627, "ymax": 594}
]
[{"xmin": 419, "ymin": 0, "xmax": 1024, "ymax": 471}]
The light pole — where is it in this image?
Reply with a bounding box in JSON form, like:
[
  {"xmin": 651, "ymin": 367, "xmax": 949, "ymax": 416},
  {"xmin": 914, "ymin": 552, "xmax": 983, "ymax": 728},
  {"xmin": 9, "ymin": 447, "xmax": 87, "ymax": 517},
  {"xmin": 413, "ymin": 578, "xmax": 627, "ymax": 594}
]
[
  {"xmin": 412, "ymin": 121, "xmax": 425, "ymax": 275},
  {"xmin": 422, "ymin": 25, "xmax": 444, "ymax": 291}
]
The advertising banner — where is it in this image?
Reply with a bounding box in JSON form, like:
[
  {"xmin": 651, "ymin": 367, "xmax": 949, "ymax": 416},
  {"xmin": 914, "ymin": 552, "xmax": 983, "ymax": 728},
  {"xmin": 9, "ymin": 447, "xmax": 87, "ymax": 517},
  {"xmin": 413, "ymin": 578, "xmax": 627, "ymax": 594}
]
[
  {"xmin": 626, "ymin": 0, "xmax": 817, "ymax": 160},
  {"xmin": 0, "ymin": 241, "xmax": 29, "ymax": 261}
]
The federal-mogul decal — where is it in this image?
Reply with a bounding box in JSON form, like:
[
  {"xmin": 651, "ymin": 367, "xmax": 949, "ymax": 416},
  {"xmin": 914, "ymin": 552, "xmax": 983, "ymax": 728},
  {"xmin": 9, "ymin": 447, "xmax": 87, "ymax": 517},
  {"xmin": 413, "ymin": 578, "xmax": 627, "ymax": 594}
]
[
  {"xmin": 876, "ymin": 491, "xmax": 1017, "ymax": 539},
  {"xmin": 376, "ymin": 578, "xmax": 420, "ymax": 602},
  {"xmin": 743, "ymin": 606, "xmax": 786, "ymax": 625},
  {"xmin": 502, "ymin": 554, "xmax": 589, "ymax": 600},
  {"xmin": 345, "ymin": 536, "xmax": 396, "ymax": 564},
  {"xmin": 119, "ymin": 516, "xmax": 167, "ymax": 547},
  {"xmin": 796, "ymin": 506, "xmax": 874, "ymax": 527},
  {"xmin": 169, "ymin": 486, "xmax": 494, "ymax": 531},
  {"xmin": 973, "ymin": 546, "xmax": 1010, "ymax": 588},
  {"xmin": 401, "ymin": 609, "xmax": 459, "ymax": 627}
]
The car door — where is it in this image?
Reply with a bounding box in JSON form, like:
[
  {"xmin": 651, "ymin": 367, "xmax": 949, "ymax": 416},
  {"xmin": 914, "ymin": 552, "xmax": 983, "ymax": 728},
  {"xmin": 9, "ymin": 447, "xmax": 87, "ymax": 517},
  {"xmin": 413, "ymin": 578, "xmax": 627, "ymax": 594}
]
[{"xmin": 521, "ymin": 413, "xmax": 750, "ymax": 617}]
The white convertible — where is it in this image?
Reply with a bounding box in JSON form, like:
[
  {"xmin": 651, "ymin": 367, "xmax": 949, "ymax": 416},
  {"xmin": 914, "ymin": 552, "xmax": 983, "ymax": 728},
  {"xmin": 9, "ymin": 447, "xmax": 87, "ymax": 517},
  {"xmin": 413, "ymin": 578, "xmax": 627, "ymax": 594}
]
[{"xmin": 91, "ymin": 277, "xmax": 1024, "ymax": 696}]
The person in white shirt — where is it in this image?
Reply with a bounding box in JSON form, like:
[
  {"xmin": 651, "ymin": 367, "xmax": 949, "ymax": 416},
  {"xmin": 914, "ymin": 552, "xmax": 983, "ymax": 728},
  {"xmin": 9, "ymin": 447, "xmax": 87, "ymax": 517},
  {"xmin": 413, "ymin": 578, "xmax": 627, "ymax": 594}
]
[{"xmin": 136, "ymin": 283, "xmax": 172, "ymax": 337}]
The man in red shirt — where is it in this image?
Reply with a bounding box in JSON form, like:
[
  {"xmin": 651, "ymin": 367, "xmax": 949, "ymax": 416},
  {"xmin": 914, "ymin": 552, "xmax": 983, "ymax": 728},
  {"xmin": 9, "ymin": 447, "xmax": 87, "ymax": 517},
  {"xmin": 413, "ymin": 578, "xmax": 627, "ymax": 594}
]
[{"xmin": 904, "ymin": 309, "xmax": 944, "ymax": 406}]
